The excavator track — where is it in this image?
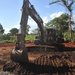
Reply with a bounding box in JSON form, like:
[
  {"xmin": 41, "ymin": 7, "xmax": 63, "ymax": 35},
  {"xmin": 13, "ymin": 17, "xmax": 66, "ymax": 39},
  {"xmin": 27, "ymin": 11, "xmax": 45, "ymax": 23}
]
[
  {"xmin": 4, "ymin": 51, "xmax": 75, "ymax": 75},
  {"xmin": 23, "ymin": 52, "xmax": 75, "ymax": 74},
  {"xmin": 28, "ymin": 52, "xmax": 75, "ymax": 67}
]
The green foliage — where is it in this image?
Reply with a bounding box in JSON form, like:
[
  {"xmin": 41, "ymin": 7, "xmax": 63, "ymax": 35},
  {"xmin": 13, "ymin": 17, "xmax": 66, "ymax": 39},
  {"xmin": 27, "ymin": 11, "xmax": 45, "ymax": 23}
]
[
  {"xmin": 0, "ymin": 23, "xmax": 4, "ymax": 34},
  {"xmin": 72, "ymin": 33, "xmax": 75, "ymax": 42},
  {"xmin": 45, "ymin": 13, "xmax": 69, "ymax": 34},
  {"xmin": 64, "ymin": 32, "xmax": 75, "ymax": 42},
  {"xmin": 26, "ymin": 25, "xmax": 30, "ymax": 34},
  {"xmin": 64, "ymin": 32, "xmax": 70, "ymax": 41},
  {"xmin": 0, "ymin": 34, "xmax": 17, "ymax": 43},
  {"xmin": 10, "ymin": 36, "xmax": 17, "ymax": 42},
  {"xmin": 31, "ymin": 28, "xmax": 40, "ymax": 35},
  {"xmin": 49, "ymin": 0, "xmax": 75, "ymax": 41},
  {"xmin": 0, "ymin": 33, "xmax": 75, "ymax": 43},
  {"xmin": 10, "ymin": 28, "xmax": 19, "ymax": 35},
  {"xmin": 0, "ymin": 34, "xmax": 36, "ymax": 43},
  {"xmin": 25, "ymin": 34, "xmax": 36, "ymax": 42},
  {"xmin": 0, "ymin": 34, "xmax": 10, "ymax": 41},
  {"xmin": 1, "ymin": 39, "xmax": 16, "ymax": 43}
]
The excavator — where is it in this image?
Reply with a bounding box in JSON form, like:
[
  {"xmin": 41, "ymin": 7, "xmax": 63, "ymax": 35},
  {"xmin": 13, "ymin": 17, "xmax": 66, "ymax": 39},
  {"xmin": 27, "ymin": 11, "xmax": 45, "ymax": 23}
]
[
  {"xmin": 11, "ymin": 0, "xmax": 64, "ymax": 64},
  {"xmin": 4, "ymin": 0, "xmax": 75, "ymax": 74}
]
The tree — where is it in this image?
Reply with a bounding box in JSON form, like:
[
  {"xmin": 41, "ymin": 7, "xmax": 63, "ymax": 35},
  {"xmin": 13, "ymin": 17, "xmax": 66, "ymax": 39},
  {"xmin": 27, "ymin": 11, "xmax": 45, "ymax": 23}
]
[
  {"xmin": 45, "ymin": 13, "xmax": 69, "ymax": 32},
  {"xmin": 32, "ymin": 28, "xmax": 40, "ymax": 35},
  {"xmin": 26, "ymin": 25, "xmax": 30, "ymax": 35},
  {"xmin": 0, "ymin": 23, "xmax": 4, "ymax": 34},
  {"xmin": 10, "ymin": 28, "xmax": 19, "ymax": 35},
  {"xmin": 49, "ymin": 0, "xmax": 75, "ymax": 40},
  {"xmin": 45, "ymin": 13, "xmax": 73, "ymax": 39},
  {"xmin": 73, "ymin": 27, "xmax": 75, "ymax": 33},
  {"xmin": 10, "ymin": 25, "xmax": 30, "ymax": 36}
]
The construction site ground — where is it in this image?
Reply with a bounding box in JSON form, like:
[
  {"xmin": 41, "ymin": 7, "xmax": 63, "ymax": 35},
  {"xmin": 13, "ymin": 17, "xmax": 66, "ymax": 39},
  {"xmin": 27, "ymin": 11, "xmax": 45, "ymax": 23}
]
[{"xmin": 0, "ymin": 42, "xmax": 75, "ymax": 75}]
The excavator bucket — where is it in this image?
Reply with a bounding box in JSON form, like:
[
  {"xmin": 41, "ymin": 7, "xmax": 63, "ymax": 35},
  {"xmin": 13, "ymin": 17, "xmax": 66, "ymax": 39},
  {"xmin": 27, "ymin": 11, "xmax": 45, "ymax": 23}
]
[
  {"xmin": 11, "ymin": 34, "xmax": 29, "ymax": 63},
  {"xmin": 11, "ymin": 47, "xmax": 28, "ymax": 63}
]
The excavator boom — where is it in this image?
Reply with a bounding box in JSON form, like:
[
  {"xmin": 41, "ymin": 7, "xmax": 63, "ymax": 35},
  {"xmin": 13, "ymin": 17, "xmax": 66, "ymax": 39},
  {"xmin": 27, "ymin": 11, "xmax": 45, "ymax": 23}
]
[
  {"xmin": 20, "ymin": 0, "xmax": 45, "ymax": 43},
  {"xmin": 11, "ymin": 0, "xmax": 45, "ymax": 63}
]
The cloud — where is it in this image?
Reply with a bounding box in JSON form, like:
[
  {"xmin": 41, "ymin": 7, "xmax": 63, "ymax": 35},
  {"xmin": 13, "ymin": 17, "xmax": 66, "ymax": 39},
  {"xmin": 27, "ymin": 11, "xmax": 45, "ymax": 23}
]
[
  {"xmin": 72, "ymin": 15, "xmax": 75, "ymax": 23},
  {"xmin": 43, "ymin": 16, "xmax": 49, "ymax": 24},
  {"xmin": 5, "ymin": 28, "xmax": 10, "ymax": 34},
  {"xmin": 28, "ymin": 16, "xmax": 49, "ymax": 32},
  {"xmin": 4, "ymin": 18, "xmax": 37, "ymax": 34},
  {"xmin": 13, "ymin": 24, "xmax": 20, "ymax": 29},
  {"xmin": 50, "ymin": 12, "xmax": 64, "ymax": 19},
  {"xmin": 4, "ymin": 23, "xmax": 20, "ymax": 34},
  {"xmin": 73, "ymin": 15, "xmax": 75, "ymax": 19},
  {"xmin": 28, "ymin": 18, "xmax": 37, "ymax": 32},
  {"xmin": 4, "ymin": 16, "xmax": 49, "ymax": 33},
  {"xmin": 4, "ymin": 11, "xmax": 64, "ymax": 34},
  {"xmin": 45, "ymin": 5, "xmax": 50, "ymax": 8},
  {"xmin": 27, "ymin": 16, "xmax": 49, "ymax": 33}
]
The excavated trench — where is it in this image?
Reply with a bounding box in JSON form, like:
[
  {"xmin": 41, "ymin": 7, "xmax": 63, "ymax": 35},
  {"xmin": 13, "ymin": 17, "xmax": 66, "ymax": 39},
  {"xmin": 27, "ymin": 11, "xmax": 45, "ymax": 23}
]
[{"xmin": 3, "ymin": 44, "xmax": 75, "ymax": 75}]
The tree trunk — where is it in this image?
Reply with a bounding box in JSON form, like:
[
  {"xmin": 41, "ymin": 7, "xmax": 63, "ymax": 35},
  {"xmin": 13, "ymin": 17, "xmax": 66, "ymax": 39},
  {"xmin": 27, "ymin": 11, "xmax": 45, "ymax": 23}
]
[{"xmin": 68, "ymin": 12, "xmax": 72, "ymax": 41}]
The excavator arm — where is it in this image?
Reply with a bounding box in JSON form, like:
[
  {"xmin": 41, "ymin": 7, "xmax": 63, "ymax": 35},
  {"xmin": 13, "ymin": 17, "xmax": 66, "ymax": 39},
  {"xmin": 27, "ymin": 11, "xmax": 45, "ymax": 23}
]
[
  {"xmin": 11, "ymin": 0, "xmax": 45, "ymax": 63},
  {"xmin": 18, "ymin": 0, "xmax": 45, "ymax": 46},
  {"xmin": 21, "ymin": 0, "xmax": 45, "ymax": 43},
  {"xmin": 28, "ymin": 5, "xmax": 45, "ymax": 43}
]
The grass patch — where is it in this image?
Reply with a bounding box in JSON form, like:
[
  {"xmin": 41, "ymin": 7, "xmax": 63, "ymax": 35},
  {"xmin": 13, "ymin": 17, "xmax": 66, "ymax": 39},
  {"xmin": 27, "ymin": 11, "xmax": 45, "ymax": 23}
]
[
  {"xmin": 0, "ymin": 34, "xmax": 37, "ymax": 43},
  {"xmin": 25, "ymin": 34, "xmax": 37, "ymax": 42}
]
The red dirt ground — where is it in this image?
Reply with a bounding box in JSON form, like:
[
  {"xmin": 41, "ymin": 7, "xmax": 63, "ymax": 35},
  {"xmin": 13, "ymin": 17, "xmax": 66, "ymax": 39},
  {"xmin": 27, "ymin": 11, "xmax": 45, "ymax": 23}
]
[
  {"xmin": 0, "ymin": 42, "xmax": 75, "ymax": 56},
  {"xmin": 0, "ymin": 42, "xmax": 75, "ymax": 75},
  {"xmin": 63, "ymin": 42, "xmax": 75, "ymax": 47},
  {"xmin": 0, "ymin": 42, "xmax": 35, "ymax": 56}
]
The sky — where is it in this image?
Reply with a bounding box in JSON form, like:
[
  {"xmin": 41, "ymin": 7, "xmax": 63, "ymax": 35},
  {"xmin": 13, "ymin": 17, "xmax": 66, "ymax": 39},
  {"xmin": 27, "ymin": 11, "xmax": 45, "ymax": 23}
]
[{"xmin": 0, "ymin": 0, "xmax": 75, "ymax": 33}]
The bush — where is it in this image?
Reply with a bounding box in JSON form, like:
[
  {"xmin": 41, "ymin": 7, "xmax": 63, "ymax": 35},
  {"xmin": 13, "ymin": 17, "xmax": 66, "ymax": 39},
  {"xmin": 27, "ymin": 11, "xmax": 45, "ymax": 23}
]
[
  {"xmin": 25, "ymin": 34, "xmax": 36, "ymax": 42},
  {"xmin": 0, "ymin": 34, "xmax": 17, "ymax": 43},
  {"xmin": 72, "ymin": 33, "xmax": 75, "ymax": 42},
  {"xmin": 64, "ymin": 32, "xmax": 70, "ymax": 41},
  {"xmin": 64, "ymin": 32, "xmax": 75, "ymax": 42},
  {"xmin": 0, "ymin": 34, "xmax": 10, "ymax": 40},
  {"xmin": 10, "ymin": 36, "xmax": 17, "ymax": 42},
  {"xmin": 0, "ymin": 34, "xmax": 36, "ymax": 43}
]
